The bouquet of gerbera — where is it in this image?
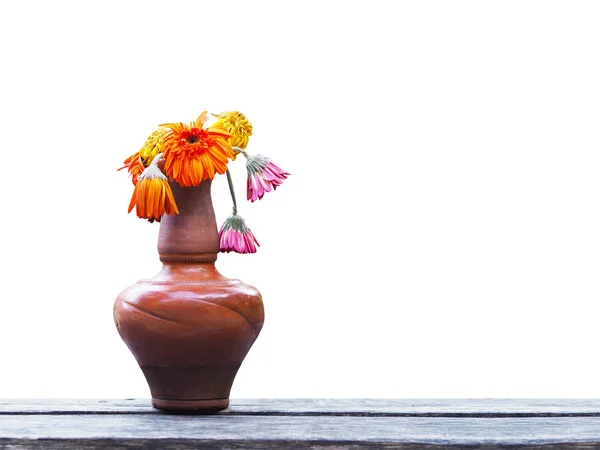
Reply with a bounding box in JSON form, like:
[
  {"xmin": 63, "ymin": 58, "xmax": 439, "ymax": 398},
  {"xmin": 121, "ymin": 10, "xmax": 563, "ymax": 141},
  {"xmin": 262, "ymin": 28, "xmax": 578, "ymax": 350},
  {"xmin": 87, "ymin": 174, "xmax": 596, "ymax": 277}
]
[{"xmin": 119, "ymin": 110, "xmax": 289, "ymax": 254}]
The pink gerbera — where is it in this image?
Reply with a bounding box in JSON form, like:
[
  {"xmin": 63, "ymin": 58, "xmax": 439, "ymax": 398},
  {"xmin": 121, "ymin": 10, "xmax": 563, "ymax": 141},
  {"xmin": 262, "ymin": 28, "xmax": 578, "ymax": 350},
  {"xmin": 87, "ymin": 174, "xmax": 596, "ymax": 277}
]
[
  {"xmin": 218, "ymin": 214, "xmax": 260, "ymax": 254},
  {"xmin": 246, "ymin": 154, "xmax": 289, "ymax": 202}
]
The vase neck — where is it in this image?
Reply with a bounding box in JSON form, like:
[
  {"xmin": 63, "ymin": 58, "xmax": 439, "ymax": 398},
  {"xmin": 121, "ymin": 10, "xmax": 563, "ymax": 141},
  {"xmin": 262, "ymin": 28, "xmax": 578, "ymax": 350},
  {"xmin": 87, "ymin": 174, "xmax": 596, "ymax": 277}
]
[{"xmin": 157, "ymin": 180, "xmax": 220, "ymax": 263}]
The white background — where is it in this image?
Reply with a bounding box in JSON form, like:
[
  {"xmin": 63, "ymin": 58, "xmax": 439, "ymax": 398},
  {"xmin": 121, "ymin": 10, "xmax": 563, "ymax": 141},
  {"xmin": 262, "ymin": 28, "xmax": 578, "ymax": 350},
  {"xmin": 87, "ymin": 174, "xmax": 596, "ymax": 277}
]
[{"xmin": 1, "ymin": 0, "xmax": 599, "ymax": 399}]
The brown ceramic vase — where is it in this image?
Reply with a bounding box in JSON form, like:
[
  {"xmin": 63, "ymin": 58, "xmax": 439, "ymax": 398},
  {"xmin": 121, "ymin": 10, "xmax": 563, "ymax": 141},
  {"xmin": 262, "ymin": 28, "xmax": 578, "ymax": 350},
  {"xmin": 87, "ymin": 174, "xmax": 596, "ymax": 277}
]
[{"xmin": 114, "ymin": 180, "xmax": 264, "ymax": 412}]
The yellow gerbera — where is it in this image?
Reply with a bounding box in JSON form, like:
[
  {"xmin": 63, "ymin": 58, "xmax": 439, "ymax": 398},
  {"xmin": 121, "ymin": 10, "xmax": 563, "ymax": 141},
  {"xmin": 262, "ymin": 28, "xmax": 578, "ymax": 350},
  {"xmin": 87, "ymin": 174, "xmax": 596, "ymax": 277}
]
[
  {"xmin": 120, "ymin": 128, "xmax": 167, "ymax": 184},
  {"xmin": 138, "ymin": 128, "xmax": 167, "ymax": 164},
  {"xmin": 212, "ymin": 110, "xmax": 253, "ymax": 151}
]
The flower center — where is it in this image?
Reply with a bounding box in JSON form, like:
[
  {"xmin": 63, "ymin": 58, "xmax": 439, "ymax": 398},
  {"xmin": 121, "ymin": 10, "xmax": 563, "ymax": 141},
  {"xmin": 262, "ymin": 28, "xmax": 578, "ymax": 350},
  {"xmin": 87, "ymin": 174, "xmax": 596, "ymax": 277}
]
[{"xmin": 184, "ymin": 128, "xmax": 202, "ymax": 144}]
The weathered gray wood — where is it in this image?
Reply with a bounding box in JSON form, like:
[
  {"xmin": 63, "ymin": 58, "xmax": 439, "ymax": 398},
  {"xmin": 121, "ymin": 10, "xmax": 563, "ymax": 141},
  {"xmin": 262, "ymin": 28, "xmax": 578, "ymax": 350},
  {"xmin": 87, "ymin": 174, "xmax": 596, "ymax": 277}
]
[
  {"xmin": 2, "ymin": 415, "xmax": 600, "ymax": 448},
  {"xmin": 3, "ymin": 398, "xmax": 600, "ymax": 416},
  {"xmin": 2, "ymin": 400, "xmax": 600, "ymax": 449}
]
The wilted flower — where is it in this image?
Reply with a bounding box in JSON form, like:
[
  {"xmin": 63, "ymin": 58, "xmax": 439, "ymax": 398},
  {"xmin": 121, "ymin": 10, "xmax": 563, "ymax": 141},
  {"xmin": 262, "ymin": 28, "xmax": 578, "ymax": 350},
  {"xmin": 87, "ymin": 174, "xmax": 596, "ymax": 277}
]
[
  {"xmin": 218, "ymin": 214, "xmax": 260, "ymax": 254},
  {"xmin": 128, "ymin": 154, "xmax": 179, "ymax": 222},
  {"xmin": 120, "ymin": 154, "xmax": 145, "ymax": 185},
  {"xmin": 119, "ymin": 128, "xmax": 167, "ymax": 184},
  {"xmin": 120, "ymin": 108, "xmax": 287, "ymax": 247},
  {"xmin": 160, "ymin": 111, "xmax": 234, "ymax": 187},
  {"xmin": 246, "ymin": 154, "xmax": 289, "ymax": 202},
  {"xmin": 212, "ymin": 110, "xmax": 253, "ymax": 151},
  {"xmin": 138, "ymin": 128, "xmax": 167, "ymax": 162}
]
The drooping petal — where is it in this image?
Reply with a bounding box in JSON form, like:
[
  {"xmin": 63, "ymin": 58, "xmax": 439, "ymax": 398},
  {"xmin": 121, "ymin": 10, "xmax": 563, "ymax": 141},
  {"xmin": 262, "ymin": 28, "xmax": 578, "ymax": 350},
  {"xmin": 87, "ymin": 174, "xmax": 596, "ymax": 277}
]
[
  {"xmin": 119, "ymin": 154, "xmax": 146, "ymax": 184},
  {"xmin": 218, "ymin": 214, "xmax": 259, "ymax": 254},
  {"xmin": 246, "ymin": 155, "xmax": 289, "ymax": 202},
  {"xmin": 127, "ymin": 154, "xmax": 179, "ymax": 222}
]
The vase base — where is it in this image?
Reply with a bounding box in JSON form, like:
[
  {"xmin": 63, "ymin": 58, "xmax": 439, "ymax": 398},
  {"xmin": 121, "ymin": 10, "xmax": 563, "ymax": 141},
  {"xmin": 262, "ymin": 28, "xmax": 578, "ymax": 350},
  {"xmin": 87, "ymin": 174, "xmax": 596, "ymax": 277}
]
[{"xmin": 152, "ymin": 397, "xmax": 229, "ymax": 413}]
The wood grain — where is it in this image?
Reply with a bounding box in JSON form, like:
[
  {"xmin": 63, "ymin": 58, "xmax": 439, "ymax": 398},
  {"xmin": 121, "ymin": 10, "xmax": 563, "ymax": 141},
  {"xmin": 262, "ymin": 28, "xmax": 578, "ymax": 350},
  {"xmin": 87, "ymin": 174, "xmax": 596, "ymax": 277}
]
[
  {"xmin": 2, "ymin": 398, "xmax": 600, "ymax": 416},
  {"xmin": 2, "ymin": 399, "xmax": 600, "ymax": 449}
]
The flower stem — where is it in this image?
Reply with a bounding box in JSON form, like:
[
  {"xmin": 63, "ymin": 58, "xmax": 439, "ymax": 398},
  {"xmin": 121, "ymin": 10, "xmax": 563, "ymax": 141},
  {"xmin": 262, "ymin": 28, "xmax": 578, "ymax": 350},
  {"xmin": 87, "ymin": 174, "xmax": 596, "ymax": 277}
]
[
  {"xmin": 233, "ymin": 146, "xmax": 248, "ymax": 158},
  {"xmin": 226, "ymin": 168, "xmax": 237, "ymax": 215}
]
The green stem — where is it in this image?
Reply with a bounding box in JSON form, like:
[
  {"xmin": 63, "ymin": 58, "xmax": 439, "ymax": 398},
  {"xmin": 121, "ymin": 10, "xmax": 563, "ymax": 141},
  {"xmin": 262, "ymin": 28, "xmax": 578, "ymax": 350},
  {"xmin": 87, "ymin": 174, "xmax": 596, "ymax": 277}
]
[{"xmin": 226, "ymin": 168, "xmax": 237, "ymax": 216}]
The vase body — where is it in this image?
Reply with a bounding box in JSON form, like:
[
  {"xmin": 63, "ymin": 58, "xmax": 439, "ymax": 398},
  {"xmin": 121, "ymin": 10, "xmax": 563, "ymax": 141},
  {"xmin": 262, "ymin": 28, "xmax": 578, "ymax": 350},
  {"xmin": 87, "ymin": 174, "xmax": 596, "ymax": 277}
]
[{"xmin": 114, "ymin": 180, "xmax": 264, "ymax": 412}]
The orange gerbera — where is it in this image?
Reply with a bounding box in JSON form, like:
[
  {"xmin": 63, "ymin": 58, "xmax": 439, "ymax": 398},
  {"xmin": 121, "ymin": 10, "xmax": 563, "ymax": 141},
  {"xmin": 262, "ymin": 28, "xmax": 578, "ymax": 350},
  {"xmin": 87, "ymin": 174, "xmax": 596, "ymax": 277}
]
[
  {"xmin": 160, "ymin": 111, "xmax": 235, "ymax": 187},
  {"xmin": 120, "ymin": 154, "xmax": 145, "ymax": 184},
  {"xmin": 128, "ymin": 154, "xmax": 179, "ymax": 222}
]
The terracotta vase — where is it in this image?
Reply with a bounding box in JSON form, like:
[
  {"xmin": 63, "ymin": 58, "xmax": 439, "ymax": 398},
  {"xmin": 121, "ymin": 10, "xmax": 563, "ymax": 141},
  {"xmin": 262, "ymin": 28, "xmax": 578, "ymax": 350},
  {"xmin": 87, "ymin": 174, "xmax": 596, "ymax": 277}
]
[{"xmin": 113, "ymin": 180, "xmax": 264, "ymax": 412}]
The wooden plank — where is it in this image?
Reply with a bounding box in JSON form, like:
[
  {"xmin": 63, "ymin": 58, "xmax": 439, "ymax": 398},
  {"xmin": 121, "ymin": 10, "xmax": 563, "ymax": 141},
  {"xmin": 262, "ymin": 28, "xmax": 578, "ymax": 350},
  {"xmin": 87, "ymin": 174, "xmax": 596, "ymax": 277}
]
[
  {"xmin": 1, "ymin": 441, "xmax": 597, "ymax": 450},
  {"xmin": 0, "ymin": 399, "xmax": 154, "ymax": 414},
  {"xmin": 225, "ymin": 399, "xmax": 600, "ymax": 417},
  {"xmin": 3, "ymin": 400, "xmax": 600, "ymax": 448},
  {"xmin": 1, "ymin": 414, "xmax": 600, "ymax": 448},
  {"xmin": 2, "ymin": 398, "xmax": 600, "ymax": 416}
]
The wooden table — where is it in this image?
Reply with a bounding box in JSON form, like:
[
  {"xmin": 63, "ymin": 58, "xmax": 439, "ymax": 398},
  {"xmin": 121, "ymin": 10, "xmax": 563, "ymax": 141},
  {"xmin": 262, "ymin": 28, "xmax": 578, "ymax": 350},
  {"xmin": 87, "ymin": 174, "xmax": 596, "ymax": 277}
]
[{"xmin": 2, "ymin": 399, "xmax": 600, "ymax": 448}]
